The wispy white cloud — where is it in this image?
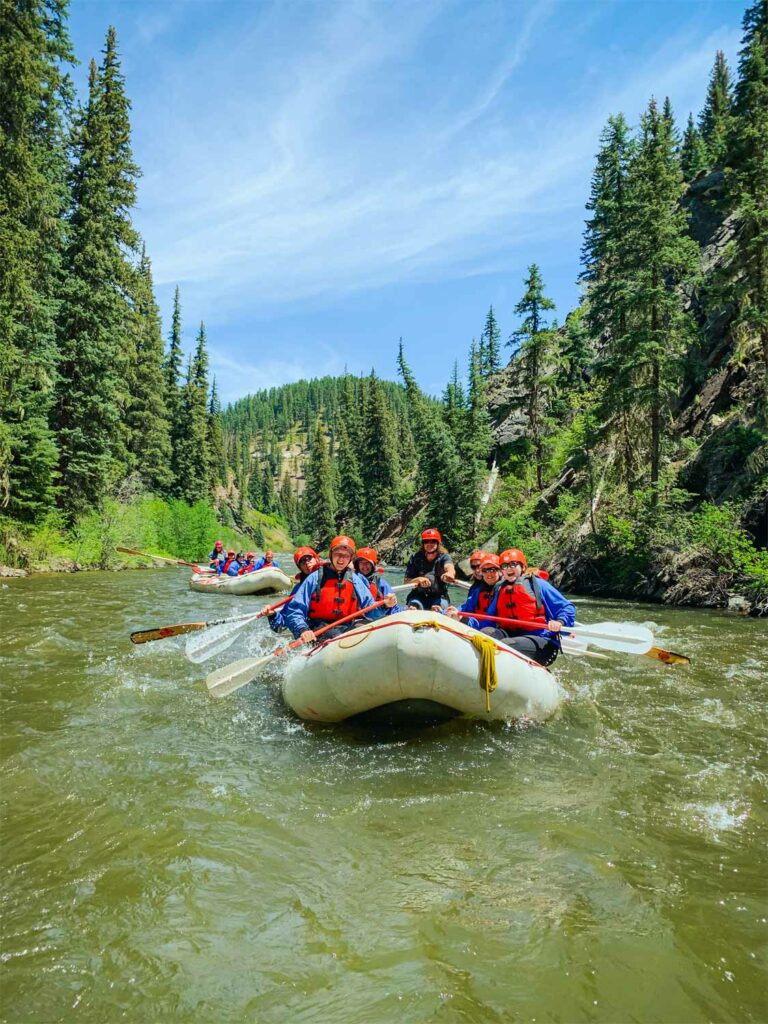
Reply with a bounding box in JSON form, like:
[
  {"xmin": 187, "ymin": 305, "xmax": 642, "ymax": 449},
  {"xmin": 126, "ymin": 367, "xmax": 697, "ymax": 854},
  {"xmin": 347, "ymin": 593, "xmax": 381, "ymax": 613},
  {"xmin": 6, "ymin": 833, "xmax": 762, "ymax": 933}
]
[{"xmin": 117, "ymin": 0, "xmax": 741, "ymax": 350}]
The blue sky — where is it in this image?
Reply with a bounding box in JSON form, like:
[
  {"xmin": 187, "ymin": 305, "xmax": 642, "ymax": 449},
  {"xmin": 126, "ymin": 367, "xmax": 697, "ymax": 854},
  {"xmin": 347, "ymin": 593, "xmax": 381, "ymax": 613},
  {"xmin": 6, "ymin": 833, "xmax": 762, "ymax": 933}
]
[{"xmin": 68, "ymin": 0, "xmax": 744, "ymax": 403}]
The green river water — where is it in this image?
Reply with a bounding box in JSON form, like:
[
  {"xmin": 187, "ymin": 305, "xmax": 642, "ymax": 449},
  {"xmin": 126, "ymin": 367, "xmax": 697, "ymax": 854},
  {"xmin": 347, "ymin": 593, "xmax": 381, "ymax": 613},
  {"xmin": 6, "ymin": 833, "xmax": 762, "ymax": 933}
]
[{"xmin": 1, "ymin": 568, "xmax": 766, "ymax": 1023}]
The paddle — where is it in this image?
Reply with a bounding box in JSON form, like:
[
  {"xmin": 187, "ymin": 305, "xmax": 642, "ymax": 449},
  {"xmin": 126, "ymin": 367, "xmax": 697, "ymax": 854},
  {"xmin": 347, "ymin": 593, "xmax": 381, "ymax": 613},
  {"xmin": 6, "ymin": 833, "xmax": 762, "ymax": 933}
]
[
  {"xmin": 184, "ymin": 596, "xmax": 295, "ymax": 663},
  {"xmin": 206, "ymin": 597, "xmax": 390, "ymax": 700},
  {"xmin": 454, "ymin": 611, "xmax": 654, "ymax": 655},
  {"xmin": 130, "ymin": 594, "xmax": 294, "ymax": 647},
  {"xmin": 117, "ymin": 546, "xmax": 213, "ymax": 574}
]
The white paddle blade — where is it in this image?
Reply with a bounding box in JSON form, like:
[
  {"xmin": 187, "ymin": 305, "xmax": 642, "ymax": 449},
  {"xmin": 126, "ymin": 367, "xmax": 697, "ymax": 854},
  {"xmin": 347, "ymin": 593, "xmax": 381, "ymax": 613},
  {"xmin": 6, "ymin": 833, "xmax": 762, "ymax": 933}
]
[
  {"xmin": 185, "ymin": 621, "xmax": 244, "ymax": 663},
  {"xmin": 206, "ymin": 653, "xmax": 274, "ymax": 699},
  {"xmin": 570, "ymin": 621, "xmax": 654, "ymax": 654},
  {"xmin": 560, "ymin": 636, "xmax": 610, "ymax": 660}
]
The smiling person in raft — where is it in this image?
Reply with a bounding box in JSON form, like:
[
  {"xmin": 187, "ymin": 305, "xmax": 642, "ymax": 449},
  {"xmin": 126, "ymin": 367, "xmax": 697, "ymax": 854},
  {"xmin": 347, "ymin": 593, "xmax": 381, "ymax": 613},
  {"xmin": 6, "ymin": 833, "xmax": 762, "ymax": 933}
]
[
  {"xmin": 448, "ymin": 547, "xmax": 575, "ymax": 666},
  {"xmin": 268, "ymin": 547, "xmax": 322, "ymax": 633},
  {"xmin": 283, "ymin": 536, "xmax": 397, "ymax": 644},
  {"xmin": 403, "ymin": 528, "xmax": 456, "ymax": 611}
]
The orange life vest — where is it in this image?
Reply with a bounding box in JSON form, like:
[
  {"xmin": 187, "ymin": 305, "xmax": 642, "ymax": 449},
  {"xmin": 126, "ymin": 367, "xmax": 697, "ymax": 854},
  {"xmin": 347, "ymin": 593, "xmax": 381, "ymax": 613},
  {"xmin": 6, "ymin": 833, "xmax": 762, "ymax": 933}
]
[
  {"xmin": 474, "ymin": 583, "xmax": 498, "ymax": 616},
  {"xmin": 366, "ymin": 575, "xmax": 385, "ymax": 600},
  {"xmin": 309, "ymin": 567, "xmax": 360, "ymax": 623},
  {"xmin": 494, "ymin": 577, "xmax": 546, "ymax": 628}
]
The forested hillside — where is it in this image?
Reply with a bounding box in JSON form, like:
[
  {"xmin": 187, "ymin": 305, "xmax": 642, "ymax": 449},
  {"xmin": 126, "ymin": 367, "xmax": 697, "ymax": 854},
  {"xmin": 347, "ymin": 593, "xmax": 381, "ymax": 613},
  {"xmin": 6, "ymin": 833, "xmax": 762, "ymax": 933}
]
[{"xmin": 1, "ymin": 0, "xmax": 766, "ymax": 611}]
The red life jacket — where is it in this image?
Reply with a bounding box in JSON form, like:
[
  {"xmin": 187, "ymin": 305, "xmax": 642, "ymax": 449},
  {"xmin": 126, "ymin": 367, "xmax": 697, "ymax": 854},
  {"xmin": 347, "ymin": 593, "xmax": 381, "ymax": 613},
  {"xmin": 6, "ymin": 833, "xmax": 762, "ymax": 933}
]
[
  {"xmin": 366, "ymin": 575, "xmax": 385, "ymax": 600},
  {"xmin": 474, "ymin": 583, "xmax": 499, "ymax": 616},
  {"xmin": 309, "ymin": 567, "xmax": 360, "ymax": 623},
  {"xmin": 221, "ymin": 557, "xmax": 236, "ymax": 574},
  {"xmin": 494, "ymin": 577, "xmax": 546, "ymax": 628}
]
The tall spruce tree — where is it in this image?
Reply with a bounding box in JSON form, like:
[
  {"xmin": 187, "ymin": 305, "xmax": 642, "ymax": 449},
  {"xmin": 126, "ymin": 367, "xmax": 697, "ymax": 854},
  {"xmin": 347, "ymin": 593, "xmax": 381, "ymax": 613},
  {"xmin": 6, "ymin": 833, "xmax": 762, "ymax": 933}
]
[
  {"xmin": 623, "ymin": 97, "xmax": 699, "ymax": 493},
  {"xmin": 125, "ymin": 247, "xmax": 172, "ymax": 493},
  {"xmin": 55, "ymin": 28, "xmax": 140, "ymax": 514},
  {"xmin": 680, "ymin": 112, "xmax": 708, "ymax": 180},
  {"xmin": 174, "ymin": 325, "xmax": 211, "ymax": 503},
  {"xmin": 302, "ymin": 419, "xmax": 336, "ymax": 545},
  {"xmin": 482, "ymin": 305, "xmax": 501, "ymax": 374},
  {"xmin": 699, "ymin": 50, "xmax": 734, "ymax": 168},
  {"xmin": 0, "ymin": 0, "xmax": 73, "ymax": 518},
  {"xmin": 727, "ymin": 0, "xmax": 768, "ymax": 424},
  {"xmin": 360, "ymin": 371, "xmax": 400, "ymax": 535},
  {"xmin": 207, "ymin": 378, "xmax": 226, "ymax": 487},
  {"xmin": 164, "ymin": 286, "xmax": 184, "ymax": 490},
  {"xmin": 581, "ymin": 113, "xmax": 637, "ymax": 484},
  {"xmin": 510, "ymin": 264, "xmax": 556, "ymax": 490},
  {"xmin": 453, "ymin": 341, "xmax": 493, "ymax": 541},
  {"xmin": 335, "ymin": 417, "xmax": 365, "ymax": 531}
]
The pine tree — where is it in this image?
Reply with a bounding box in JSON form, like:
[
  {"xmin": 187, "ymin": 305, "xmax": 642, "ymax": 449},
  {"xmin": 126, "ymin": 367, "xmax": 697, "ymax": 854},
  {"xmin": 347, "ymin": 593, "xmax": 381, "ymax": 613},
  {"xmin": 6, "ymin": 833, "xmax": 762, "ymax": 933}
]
[
  {"xmin": 727, "ymin": 0, "xmax": 768, "ymax": 423},
  {"xmin": 581, "ymin": 113, "xmax": 637, "ymax": 484},
  {"xmin": 125, "ymin": 247, "xmax": 172, "ymax": 493},
  {"xmin": 55, "ymin": 28, "xmax": 140, "ymax": 514},
  {"xmin": 302, "ymin": 419, "xmax": 336, "ymax": 545},
  {"xmin": 174, "ymin": 325, "xmax": 211, "ymax": 503},
  {"xmin": 164, "ymin": 286, "xmax": 184, "ymax": 490},
  {"xmin": 335, "ymin": 417, "xmax": 365, "ymax": 531},
  {"xmin": 623, "ymin": 97, "xmax": 699, "ymax": 493},
  {"xmin": 454, "ymin": 341, "xmax": 493, "ymax": 542},
  {"xmin": 0, "ymin": 0, "xmax": 73, "ymax": 518},
  {"xmin": 699, "ymin": 50, "xmax": 734, "ymax": 168},
  {"xmin": 557, "ymin": 306, "xmax": 592, "ymax": 399},
  {"xmin": 680, "ymin": 112, "xmax": 708, "ymax": 180},
  {"xmin": 442, "ymin": 360, "xmax": 466, "ymax": 437},
  {"xmin": 207, "ymin": 378, "xmax": 226, "ymax": 487},
  {"xmin": 482, "ymin": 305, "xmax": 501, "ymax": 374},
  {"xmin": 360, "ymin": 371, "xmax": 400, "ymax": 535},
  {"xmin": 510, "ymin": 264, "xmax": 556, "ymax": 490}
]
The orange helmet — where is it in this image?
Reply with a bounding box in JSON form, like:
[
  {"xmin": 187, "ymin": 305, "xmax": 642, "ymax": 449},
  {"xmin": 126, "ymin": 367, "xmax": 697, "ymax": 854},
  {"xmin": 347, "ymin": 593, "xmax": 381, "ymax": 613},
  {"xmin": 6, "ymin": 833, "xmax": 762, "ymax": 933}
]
[
  {"xmin": 294, "ymin": 546, "xmax": 318, "ymax": 568},
  {"xmin": 480, "ymin": 553, "xmax": 501, "ymax": 569},
  {"xmin": 421, "ymin": 528, "xmax": 442, "ymax": 543},
  {"xmin": 499, "ymin": 548, "xmax": 527, "ymax": 568},
  {"xmin": 265, "ymin": 550, "xmax": 273, "ymax": 557},
  {"xmin": 355, "ymin": 546, "xmax": 378, "ymax": 566},
  {"xmin": 245, "ymin": 551, "xmax": 255, "ymax": 559},
  {"xmin": 227, "ymin": 549, "xmax": 236, "ymax": 556},
  {"xmin": 469, "ymin": 549, "xmax": 485, "ymax": 566},
  {"xmin": 329, "ymin": 535, "xmax": 356, "ymax": 554}
]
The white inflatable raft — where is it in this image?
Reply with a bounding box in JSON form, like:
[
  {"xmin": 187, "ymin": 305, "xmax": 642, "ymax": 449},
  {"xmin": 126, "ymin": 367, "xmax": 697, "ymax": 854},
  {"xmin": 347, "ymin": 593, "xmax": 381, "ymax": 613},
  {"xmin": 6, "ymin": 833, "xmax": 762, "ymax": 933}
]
[
  {"xmin": 281, "ymin": 610, "xmax": 563, "ymax": 724},
  {"xmin": 189, "ymin": 566, "xmax": 293, "ymax": 596}
]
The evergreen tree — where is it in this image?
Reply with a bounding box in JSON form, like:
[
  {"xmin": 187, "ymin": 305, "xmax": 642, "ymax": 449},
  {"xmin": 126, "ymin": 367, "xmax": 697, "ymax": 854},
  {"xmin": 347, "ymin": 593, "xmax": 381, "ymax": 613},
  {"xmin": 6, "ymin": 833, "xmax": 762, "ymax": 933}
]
[
  {"xmin": 360, "ymin": 371, "xmax": 400, "ymax": 535},
  {"xmin": 454, "ymin": 341, "xmax": 494, "ymax": 541},
  {"xmin": 207, "ymin": 377, "xmax": 226, "ymax": 487},
  {"xmin": 482, "ymin": 305, "xmax": 501, "ymax": 374},
  {"xmin": 335, "ymin": 417, "xmax": 365, "ymax": 530},
  {"xmin": 302, "ymin": 419, "xmax": 336, "ymax": 545},
  {"xmin": 581, "ymin": 113, "xmax": 637, "ymax": 483},
  {"xmin": 164, "ymin": 286, "xmax": 184, "ymax": 489},
  {"xmin": 699, "ymin": 50, "xmax": 734, "ymax": 167},
  {"xmin": 55, "ymin": 28, "xmax": 140, "ymax": 514},
  {"xmin": 0, "ymin": 0, "xmax": 73, "ymax": 518},
  {"xmin": 510, "ymin": 264, "xmax": 556, "ymax": 490},
  {"xmin": 556, "ymin": 306, "xmax": 592, "ymax": 399},
  {"xmin": 125, "ymin": 248, "xmax": 172, "ymax": 492},
  {"xmin": 442, "ymin": 360, "xmax": 466, "ymax": 437},
  {"xmin": 727, "ymin": 0, "xmax": 768, "ymax": 424},
  {"xmin": 174, "ymin": 325, "xmax": 211, "ymax": 503},
  {"xmin": 680, "ymin": 112, "xmax": 708, "ymax": 180},
  {"xmin": 623, "ymin": 97, "xmax": 699, "ymax": 493}
]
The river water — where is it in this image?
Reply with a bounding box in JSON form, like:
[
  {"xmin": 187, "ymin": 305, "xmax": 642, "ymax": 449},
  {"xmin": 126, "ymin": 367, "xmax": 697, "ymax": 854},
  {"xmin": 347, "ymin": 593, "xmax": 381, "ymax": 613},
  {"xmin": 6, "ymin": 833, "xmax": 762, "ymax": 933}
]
[{"xmin": 1, "ymin": 568, "xmax": 766, "ymax": 1023}]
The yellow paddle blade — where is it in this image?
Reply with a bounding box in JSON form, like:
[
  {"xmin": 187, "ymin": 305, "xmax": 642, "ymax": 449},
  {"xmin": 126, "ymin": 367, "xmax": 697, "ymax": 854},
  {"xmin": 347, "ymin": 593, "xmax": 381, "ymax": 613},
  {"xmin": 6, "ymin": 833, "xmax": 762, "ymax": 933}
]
[
  {"xmin": 131, "ymin": 622, "xmax": 206, "ymax": 644},
  {"xmin": 645, "ymin": 646, "xmax": 690, "ymax": 666}
]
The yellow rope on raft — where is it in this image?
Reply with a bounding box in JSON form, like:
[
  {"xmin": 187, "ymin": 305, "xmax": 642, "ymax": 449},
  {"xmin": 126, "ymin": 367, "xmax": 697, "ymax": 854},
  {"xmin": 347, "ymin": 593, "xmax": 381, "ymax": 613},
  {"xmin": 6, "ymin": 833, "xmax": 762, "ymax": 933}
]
[
  {"xmin": 469, "ymin": 632, "xmax": 498, "ymax": 713},
  {"xmin": 410, "ymin": 619, "xmax": 499, "ymax": 713}
]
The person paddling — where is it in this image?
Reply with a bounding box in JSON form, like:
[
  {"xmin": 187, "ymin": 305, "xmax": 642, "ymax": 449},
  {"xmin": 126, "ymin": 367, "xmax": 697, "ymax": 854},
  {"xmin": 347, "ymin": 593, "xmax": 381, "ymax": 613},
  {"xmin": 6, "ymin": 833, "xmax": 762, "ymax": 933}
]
[
  {"xmin": 353, "ymin": 547, "xmax": 400, "ymax": 614},
  {"xmin": 284, "ymin": 536, "xmax": 397, "ymax": 643},
  {"xmin": 237, "ymin": 552, "xmax": 257, "ymax": 575},
  {"xmin": 404, "ymin": 528, "xmax": 456, "ymax": 611},
  {"xmin": 208, "ymin": 540, "xmax": 226, "ymax": 568},
  {"xmin": 447, "ymin": 553, "xmax": 502, "ymax": 625},
  {"xmin": 254, "ymin": 550, "xmax": 280, "ymax": 570},
  {"xmin": 466, "ymin": 550, "xmax": 486, "ymax": 598},
  {"xmin": 483, "ymin": 548, "xmax": 575, "ymax": 665},
  {"xmin": 269, "ymin": 547, "xmax": 321, "ymax": 633},
  {"xmin": 217, "ymin": 549, "xmax": 239, "ymax": 575}
]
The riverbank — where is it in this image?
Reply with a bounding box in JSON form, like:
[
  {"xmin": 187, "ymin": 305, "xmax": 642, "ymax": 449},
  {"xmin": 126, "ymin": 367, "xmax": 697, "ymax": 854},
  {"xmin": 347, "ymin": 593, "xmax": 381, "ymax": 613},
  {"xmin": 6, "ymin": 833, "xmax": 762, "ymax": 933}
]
[{"xmin": 0, "ymin": 495, "xmax": 294, "ymax": 578}]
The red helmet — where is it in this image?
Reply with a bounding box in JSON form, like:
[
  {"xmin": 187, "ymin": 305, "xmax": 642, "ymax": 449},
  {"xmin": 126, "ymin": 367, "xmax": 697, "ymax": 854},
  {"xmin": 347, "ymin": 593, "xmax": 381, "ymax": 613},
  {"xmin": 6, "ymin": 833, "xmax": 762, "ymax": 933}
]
[
  {"xmin": 499, "ymin": 548, "xmax": 527, "ymax": 568},
  {"xmin": 265, "ymin": 550, "xmax": 273, "ymax": 558},
  {"xmin": 421, "ymin": 528, "xmax": 442, "ymax": 543},
  {"xmin": 227, "ymin": 549, "xmax": 236, "ymax": 556},
  {"xmin": 355, "ymin": 546, "xmax": 378, "ymax": 566},
  {"xmin": 480, "ymin": 553, "xmax": 501, "ymax": 569},
  {"xmin": 246, "ymin": 551, "xmax": 255, "ymax": 559},
  {"xmin": 469, "ymin": 549, "xmax": 485, "ymax": 566},
  {"xmin": 214, "ymin": 540, "xmax": 224, "ymax": 548},
  {"xmin": 329, "ymin": 535, "xmax": 356, "ymax": 554},
  {"xmin": 294, "ymin": 546, "xmax": 318, "ymax": 568}
]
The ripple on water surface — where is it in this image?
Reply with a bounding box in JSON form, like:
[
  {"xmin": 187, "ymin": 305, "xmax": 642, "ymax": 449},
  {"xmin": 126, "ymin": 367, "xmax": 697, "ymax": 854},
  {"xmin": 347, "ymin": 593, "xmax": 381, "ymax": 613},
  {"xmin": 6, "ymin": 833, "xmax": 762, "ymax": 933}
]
[{"xmin": 1, "ymin": 572, "xmax": 767, "ymax": 1022}]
